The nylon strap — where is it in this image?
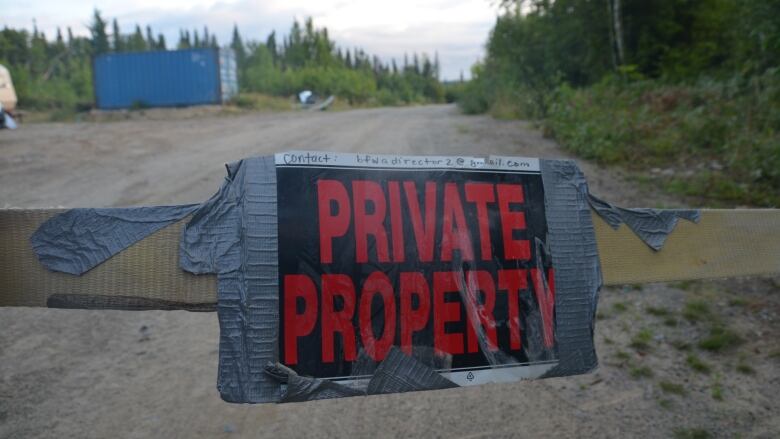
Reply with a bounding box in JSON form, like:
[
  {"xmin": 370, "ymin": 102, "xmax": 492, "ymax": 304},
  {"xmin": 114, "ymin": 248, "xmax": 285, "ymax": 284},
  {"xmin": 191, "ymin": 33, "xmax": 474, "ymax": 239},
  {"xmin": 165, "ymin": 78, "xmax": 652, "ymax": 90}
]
[{"xmin": 1, "ymin": 209, "xmax": 778, "ymax": 310}]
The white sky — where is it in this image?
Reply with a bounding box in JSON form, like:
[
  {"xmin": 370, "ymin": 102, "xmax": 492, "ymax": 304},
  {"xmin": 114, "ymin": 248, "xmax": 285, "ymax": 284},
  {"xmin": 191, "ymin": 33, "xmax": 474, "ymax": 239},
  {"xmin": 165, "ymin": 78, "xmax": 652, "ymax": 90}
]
[{"xmin": 2, "ymin": 0, "xmax": 504, "ymax": 80}]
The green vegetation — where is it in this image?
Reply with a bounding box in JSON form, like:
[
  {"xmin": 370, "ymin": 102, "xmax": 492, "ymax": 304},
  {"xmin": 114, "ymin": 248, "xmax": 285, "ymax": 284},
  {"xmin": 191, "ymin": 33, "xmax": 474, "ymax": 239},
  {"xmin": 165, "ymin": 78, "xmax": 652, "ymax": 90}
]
[
  {"xmin": 646, "ymin": 306, "xmax": 670, "ymax": 317},
  {"xmin": 663, "ymin": 317, "xmax": 678, "ymax": 327},
  {"xmin": 0, "ymin": 11, "xmax": 444, "ymax": 115},
  {"xmin": 711, "ymin": 381, "xmax": 723, "ymax": 401},
  {"xmin": 659, "ymin": 380, "xmax": 687, "ymax": 396},
  {"xmin": 458, "ymin": 0, "xmax": 780, "ymax": 207},
  {"xmin": 735, "ymin": 362, "xmax": 755, "ymax": 375},
  {"xmin": 612, "ymin": 302, "xmax": 629, "ymax": 313},
  {"xmin": 238, "ymin": 18, "xmax": 443, "ymax": 105},
  {"xmin": 698, "ymin": 325, "xmax": 742, "ymax": 352},
  {"xmin": 673, "ymin": 428, "xmax": 711, "ymax": 439},
  {"xmin": 629, "ymin": 365, "xmax": 653, "ymax": 379},
  {"xmin": 670, "ymin": 340, "xmax": 692, "ymax": 351},
  {"xmin": 629, "ymin": 328, "xmax": 653, "ymax": 351},
  {"xmin": 685, "ymin": 354, "xmax": 711, "ymax": 374},
  {"xmin": 682, "ymin": 300, "xmax": 711, "ymax": 322}
]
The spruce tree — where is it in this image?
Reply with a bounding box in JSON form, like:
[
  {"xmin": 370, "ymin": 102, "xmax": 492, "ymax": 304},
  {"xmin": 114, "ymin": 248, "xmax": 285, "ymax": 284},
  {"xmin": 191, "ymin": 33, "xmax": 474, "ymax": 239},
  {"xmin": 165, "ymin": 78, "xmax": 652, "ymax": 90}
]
[
  {"xmin": 89, "ymin": 9, "xmax": 110, "ymax": 55},
  {"xmin": 112, "ymin": 19, "xmax": 122, "ymax": 52},
  {"xmin": 230, "ymin": 24, "xmax": 246, "ymax": 67},
  {"xmin": 146, "ymin": 26, "xmax": 155, "ymax": 50}
]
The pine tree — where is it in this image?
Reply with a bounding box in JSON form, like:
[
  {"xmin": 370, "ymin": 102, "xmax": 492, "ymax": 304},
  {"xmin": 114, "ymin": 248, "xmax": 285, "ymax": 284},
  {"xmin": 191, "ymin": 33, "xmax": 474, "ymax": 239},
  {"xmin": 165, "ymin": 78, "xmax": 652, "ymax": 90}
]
[
  {"xmin": 55, "ymin": 27, "xmax": 65, "ymax": 50},
  {"xmin": 112, "ymin": 19, "xmax": 122, "ymax": 52},
  {"xmin": 89, "ymin": 9, "xmax": 110, "ymax": 55},
  {"xmin": 157, "ymin": 34, "xmax": 166, "ymax": 50},
  {"xmin": 193, "ymin": 29, "xmax": 200, "ymax": 48},
  {"xmin": 146, "ymin": 26, "xmax": 155, "ymax": 50},
  {"xmin": 231, "ymin": 24, "xmax": 246, "ymax": 66},
  {"xmin": 266, "ymin": 31, "xmax": 277, "ymax": 59},
  {"xmin": 129, "ymin": 24, "xmax": 146, "ymax": 51}
]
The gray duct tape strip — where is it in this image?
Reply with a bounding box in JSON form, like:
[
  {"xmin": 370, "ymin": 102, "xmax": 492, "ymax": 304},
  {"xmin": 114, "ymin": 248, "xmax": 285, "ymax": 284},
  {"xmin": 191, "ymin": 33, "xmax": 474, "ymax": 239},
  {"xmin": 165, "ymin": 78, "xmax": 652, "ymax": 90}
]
[
  {"xmin": 31, "ymin": 205, "xmax": 198, "ymax": 275},
  {"xmin": 365, "ymin": 347, "xmax": 458, "ymax": 395},
  {"xmin": 179, "ymin": 157, "xmax": 281, "ymax": 403},
  {"xmin": 587, "ymin": 193, "xmax": 701, "ymax": 251},
  {"xmin": 539, "ymin": 159, "xmax": 601, "ymax": 377}
]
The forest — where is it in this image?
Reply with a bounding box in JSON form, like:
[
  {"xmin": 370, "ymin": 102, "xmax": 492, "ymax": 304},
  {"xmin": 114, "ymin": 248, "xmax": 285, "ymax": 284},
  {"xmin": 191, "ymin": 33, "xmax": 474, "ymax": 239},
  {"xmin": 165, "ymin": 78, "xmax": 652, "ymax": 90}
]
[
  {"xmin": 458, "ymin": 0, "xmax": 780, "ymax": 206},
  {"xmin": 0, "ymin": 10, "xmax": 445, "ymax": 112}
]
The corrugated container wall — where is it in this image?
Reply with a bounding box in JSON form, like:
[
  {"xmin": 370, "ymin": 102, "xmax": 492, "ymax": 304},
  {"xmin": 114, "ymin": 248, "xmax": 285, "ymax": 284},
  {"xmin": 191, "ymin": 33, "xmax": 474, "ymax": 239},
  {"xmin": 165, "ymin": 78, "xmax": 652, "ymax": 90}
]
[{"xmin": 93, "ymin": 48, "xmax": 238, "ymax": 109}]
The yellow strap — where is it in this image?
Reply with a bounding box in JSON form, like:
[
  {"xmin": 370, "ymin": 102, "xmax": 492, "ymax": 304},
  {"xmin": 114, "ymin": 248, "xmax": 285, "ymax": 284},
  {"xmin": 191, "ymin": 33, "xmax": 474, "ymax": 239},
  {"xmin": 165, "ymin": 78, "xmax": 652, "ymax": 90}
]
[
  {"xmin": 1, "ymin": 209, "xmax": 778, "ymax": 309},
  {"xmin": 0, "ymin": 209, "xmax": 216, "ymax": 309}
]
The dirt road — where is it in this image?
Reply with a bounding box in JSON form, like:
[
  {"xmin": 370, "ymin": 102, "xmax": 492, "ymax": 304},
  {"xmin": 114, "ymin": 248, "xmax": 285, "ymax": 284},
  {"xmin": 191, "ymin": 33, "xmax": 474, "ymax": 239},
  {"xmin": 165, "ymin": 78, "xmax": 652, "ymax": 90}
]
[{"xmin": 1, "ymin": 105, "xmax": 777, "ymax": 438}]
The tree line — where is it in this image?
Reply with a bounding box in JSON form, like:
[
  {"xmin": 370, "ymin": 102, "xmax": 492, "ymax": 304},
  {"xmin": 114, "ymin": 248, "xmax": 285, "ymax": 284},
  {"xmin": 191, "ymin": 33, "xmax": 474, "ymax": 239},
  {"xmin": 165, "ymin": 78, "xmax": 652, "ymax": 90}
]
[
  {"xmin": 460, "ymin": 0, "xmax": 780, "ymax": 115},
  {"xmin": 0, "ymin": 10, "xmax": 444, "ymax": 111},
  {"xmin": 234, "ymin": 17, "xmax": 443, "ymax": 104},
  {"xmin": 457, "ymin": 0, "xmax": 780, "ymax": 207}
]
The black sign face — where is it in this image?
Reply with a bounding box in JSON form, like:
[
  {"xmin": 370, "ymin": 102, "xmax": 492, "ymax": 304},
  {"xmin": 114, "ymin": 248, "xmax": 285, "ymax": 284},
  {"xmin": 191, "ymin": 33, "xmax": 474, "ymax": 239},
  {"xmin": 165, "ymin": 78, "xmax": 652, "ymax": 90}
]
[{"xmin": 276, "ymin": 153, "xmax": 557, "ymax": 385}]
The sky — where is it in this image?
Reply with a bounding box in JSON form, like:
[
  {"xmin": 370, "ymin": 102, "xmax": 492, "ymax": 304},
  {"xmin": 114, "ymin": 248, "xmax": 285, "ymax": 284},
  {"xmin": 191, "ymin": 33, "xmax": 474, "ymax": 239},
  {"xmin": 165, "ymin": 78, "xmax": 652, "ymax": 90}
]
[{"xmin": 2, "ymin": 0, "xmax": 504, "ymax": 80}]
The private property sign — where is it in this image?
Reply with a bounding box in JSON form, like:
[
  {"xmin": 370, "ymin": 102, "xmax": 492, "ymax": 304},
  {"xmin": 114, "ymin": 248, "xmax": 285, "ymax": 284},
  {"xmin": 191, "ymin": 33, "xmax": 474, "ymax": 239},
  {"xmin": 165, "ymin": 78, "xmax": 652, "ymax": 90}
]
[
  {"xmin": 26, "ymin": 151, "xmax": 617, "ymax": 403},
  {"xmin": 275, "ymin": 152, "xmax": 559, "ymax": 385}
]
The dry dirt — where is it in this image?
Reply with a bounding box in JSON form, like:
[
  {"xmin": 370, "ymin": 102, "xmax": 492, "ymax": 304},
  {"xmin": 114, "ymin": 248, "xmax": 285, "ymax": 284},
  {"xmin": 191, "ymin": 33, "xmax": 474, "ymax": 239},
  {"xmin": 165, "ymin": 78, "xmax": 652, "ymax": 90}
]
[{"xmin": 0, "ymin": 105, "xmax": 778, "ymax": 438}]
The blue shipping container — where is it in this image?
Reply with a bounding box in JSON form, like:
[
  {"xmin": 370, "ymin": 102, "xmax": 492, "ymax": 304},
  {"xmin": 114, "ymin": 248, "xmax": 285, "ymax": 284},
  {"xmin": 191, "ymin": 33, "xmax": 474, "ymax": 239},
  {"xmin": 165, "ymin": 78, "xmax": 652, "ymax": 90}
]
[{"xmin": 93, "ymin": 48, "xmax": 238, "ymax": 109}]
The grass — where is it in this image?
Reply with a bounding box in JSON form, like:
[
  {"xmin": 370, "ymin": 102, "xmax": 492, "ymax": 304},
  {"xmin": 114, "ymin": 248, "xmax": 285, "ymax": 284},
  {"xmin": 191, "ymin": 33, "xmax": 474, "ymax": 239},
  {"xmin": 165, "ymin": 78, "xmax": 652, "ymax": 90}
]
[
  {"xmin": 612, "ymin": 302, "xmax": 629, "ymax": 313},
  {"xmin": 664, "ymin": 316, "xmax": 679, "ymax": 327},
  {"xmin": 686, "ymin": 354, "xmax": 712, "ymax": 374},
  {"xmin": 658, "ymin": 399, "xmax": 673, "ymax": 409},
  {"xmin": 614, "ymin": 351, "xmax": 631, "ymax": 361},
  {"xmin": 698, "ymin": 326, "xmax": 742, "ymax": 352},
  {"xmin": 646, "ymin": 306, "xmax": 670, "ymax": 317},
  {"xmin": 543, "ymin": 75, "xmax": 780, "ymax": 207},
  {"xmin": 673, "ymin": 428, "xmax": 712, "ymax": 439},
  {"xmin": 711, "ymin": 377, "xmax": 724, "ymax": 401},
  {"xmin": 630, "ymin": 329, "xmax": 654, "ymax": 351},
  {"xmin": 682, "ymin": 300, "xmax": 711, "ymax": 322},
  {"xmin": 230, "ymin": 93, "xmax": 294, "ymax": 112},
  {"xmin": 629, "ymin": 366, "xmax": 654, "ymax": 379},
  {"xmin": 671, "ymin": 340, "xmax": 692, "ymax": 351},
  {"xmin": 659, "ymin": 381, "xmax": 687, "ymax": 396},
  {"xmin": 736, "ymin": 363, "xmax": 755, "ymax": 374}
]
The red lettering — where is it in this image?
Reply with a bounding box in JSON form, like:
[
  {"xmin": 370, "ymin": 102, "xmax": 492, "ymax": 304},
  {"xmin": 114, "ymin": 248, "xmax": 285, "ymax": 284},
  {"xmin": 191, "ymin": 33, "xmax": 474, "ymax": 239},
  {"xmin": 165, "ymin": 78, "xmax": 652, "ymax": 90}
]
[
  {"xmin": 498, "ymin": 269, "xmax": 527, "ymax": 350},
  {"xmin": 464, "ymin": 183, "xmax": 495, "ymax": 261},
  {"xmin": 359, "ymin": 272, "xmax": 396, "ymax": 361},
  {"xmin": 399, "ymin": 272, "xmax": 430, "ymax": 355},
  {"xmin": 441, "ymin": 183, "xmax": 474, "ymax": 261},
  {"xmin": 403, "ymin": 181, "xmax": 437, "ymax": 262},
  {"xmin": 352, "ymin": 180, "xmax": 390, "ymax": 263},
  {"xmin": 531, "ymin": 268, "xmax": 555, "ymax": 348},
  {"xmin": 465, "ymin": 270, "xmax": 498, "ymax": 353},
  {"xmin": 497, "ymin": 184, "xmax": 530, "ymax": 260},
  {"xmin": 433, "ymin": 271, "xmax": 464, "ymax": 355},
  {"xmin": 321, "ymin": 274, "xmax": 357, "ymax": 363},
  {"xmin": 317, "ymin": 180, "xmax": 351, "ymax": 264},
  {"xmin": 388, "ymin": 181, "xmax": 405, "ymax": 263},
  {"xmin": 283, "ymin": 275, "xmax": 319, "ymax": 365}
]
